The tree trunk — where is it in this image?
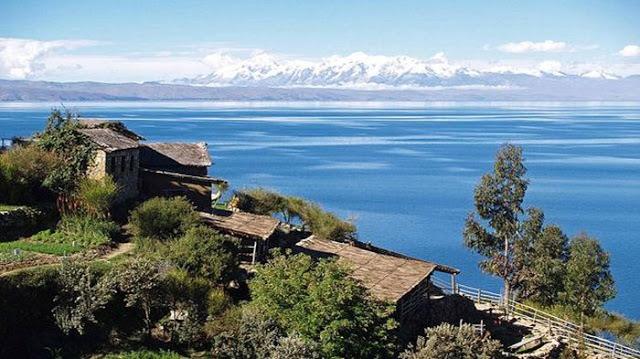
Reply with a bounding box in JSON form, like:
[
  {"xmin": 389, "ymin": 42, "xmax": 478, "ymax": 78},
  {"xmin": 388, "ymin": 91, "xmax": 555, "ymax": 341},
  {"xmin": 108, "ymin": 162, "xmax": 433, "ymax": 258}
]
[{"xmin": 504, "ymin": 235, "xmax": 510, "ymax": 309}]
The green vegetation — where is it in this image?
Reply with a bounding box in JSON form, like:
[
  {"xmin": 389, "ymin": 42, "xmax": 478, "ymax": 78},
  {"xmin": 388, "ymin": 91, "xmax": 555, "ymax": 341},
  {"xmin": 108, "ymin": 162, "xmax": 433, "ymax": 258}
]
[
  {"xmin": 129, "ymin": 197, "xmax": 200, "ymax": 241},
  {"xmin": 0, "ymin": 215, "xmax": 118, "ymax": 258},
  {"xmin": 0, "ymin": 144, "xmax": 63, "ymax": 204},
  {"xmin": 168, "ymin": 225, "xmax": 239, "ymax": 285},
  {"xmin": 37, "ymin": 109, "xmax": 96, "ymax": 194},
  {"xmin": 0, "ymin": 204, "xmax": 22, "ymax": 211},
  {"xmin": 76, "ymin": 175, "xmax": 119, "ymax": 218},
  {"xmin": 235, "ymin": 188, "xmax": 357, "ymax": 242},
  {"xmin": 562, "ymin": 233, "xmax": 616, "ymax": 316},
  {"xmin": 247, "ymin": 251, "xmax": 397, "ymax": 358},
  {"xmin": 53, "ymin": 259, "xmax": 114, "ymax": 335},
  {"xmin": 463, "ymin": 144, "xmax": 616, "ymax": 319},
  {"xmin": 399, "ymin": 323, "xmax": 504, "ymax": 359},
  {"xmin": 102, "ymin": 350, "xmax": 181, "ymax": 359}
]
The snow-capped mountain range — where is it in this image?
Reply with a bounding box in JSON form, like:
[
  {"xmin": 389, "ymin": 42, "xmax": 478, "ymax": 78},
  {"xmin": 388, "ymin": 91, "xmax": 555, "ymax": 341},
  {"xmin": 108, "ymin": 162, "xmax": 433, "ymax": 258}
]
[{"xmin": 174, "ymin": 52, "xmax": 624, "ymax": 89}]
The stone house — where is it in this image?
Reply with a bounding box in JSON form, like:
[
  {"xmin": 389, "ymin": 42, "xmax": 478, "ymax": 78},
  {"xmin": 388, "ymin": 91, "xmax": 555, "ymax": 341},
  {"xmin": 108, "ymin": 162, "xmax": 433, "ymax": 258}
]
[
  {"xmin": 79, "ymin": 127, "xmax": 141, "ymax": 201},
  {"xmin": 78, "ymin": 119, "xmax": 226, "ymax": 209}
]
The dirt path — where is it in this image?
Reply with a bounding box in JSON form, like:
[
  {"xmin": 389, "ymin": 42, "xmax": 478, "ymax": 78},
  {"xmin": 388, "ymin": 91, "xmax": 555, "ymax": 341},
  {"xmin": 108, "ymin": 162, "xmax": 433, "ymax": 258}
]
[{"xmin": 0, "ymin": 241, "xmax": 135, "ymax": 277}]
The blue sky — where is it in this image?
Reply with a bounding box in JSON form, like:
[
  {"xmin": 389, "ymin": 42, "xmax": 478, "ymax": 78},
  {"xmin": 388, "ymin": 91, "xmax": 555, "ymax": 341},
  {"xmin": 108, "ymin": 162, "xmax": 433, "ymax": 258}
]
[{"xmin": 1, "ymin": 0, "xmax": 639, "ymax": 82}]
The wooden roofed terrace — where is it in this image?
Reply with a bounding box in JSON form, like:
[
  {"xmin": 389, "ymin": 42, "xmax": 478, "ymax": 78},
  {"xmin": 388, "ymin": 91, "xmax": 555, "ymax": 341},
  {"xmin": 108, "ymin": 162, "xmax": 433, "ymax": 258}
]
[{"xmin": 296, "ymin": 236, "xmax": 453, "ymax": 303}]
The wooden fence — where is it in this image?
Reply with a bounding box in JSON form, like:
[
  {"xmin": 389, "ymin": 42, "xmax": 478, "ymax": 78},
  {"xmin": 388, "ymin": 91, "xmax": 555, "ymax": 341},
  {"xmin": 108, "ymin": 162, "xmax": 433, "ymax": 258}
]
[{"xmin": 431, "ymin": 276, "xmax": 640, "ymax": 359}]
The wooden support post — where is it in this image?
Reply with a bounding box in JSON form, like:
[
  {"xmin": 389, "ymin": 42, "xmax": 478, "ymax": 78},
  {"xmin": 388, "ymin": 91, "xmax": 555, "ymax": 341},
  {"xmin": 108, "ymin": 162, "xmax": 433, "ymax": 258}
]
[
  {"xmin": 477, "ymin": 288, "xmax": 481, "ymax": 303},
  {"xmin": 451, "ymin": 273, "xmax": 458, "ymax": 295},
  {"xmin": 251, "ymin": 240, "xmax": 258, "ymax": 265}
]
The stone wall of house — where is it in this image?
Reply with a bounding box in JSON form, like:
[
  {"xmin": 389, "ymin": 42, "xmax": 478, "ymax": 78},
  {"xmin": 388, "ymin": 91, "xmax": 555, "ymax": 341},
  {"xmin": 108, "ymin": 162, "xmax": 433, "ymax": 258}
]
[
  {"xmin": 106, "ymin": 148, "xmax": 140, "ymax": 201},
  {"xmin": 87, "ymin": 149, "xmax": 107, "ymax": 179},
  {"xmin": 87, "ymin": 148, "xmax": 139, "ymax": 202}
]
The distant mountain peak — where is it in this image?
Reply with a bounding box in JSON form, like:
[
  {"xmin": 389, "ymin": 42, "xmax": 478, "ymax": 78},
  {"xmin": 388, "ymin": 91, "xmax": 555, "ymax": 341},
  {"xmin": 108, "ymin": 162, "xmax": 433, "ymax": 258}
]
[{"xmin": 175, "ymin": 52, "xmax": 629, "ymax": 89}]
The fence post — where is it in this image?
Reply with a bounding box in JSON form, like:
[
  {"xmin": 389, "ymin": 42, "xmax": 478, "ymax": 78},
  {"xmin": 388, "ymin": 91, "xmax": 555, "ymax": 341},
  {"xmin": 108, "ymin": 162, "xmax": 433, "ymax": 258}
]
[{"xmin": 477, "ymin": 288, "xmax": 481, "ymax": 303}]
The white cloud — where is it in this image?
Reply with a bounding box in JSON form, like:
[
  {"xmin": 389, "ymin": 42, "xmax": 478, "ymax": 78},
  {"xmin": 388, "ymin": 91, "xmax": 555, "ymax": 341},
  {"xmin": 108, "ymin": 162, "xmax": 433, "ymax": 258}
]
[
  {"xmin": 498, "ymin": 40, "xmax": 568, "ymax": 53},
  {"xmin": 0, "ymin": 38, "xmax": 98, "ymax": 79},
  {"xmin": 619, "ymin": 45, "xmax": 640, "ymax": 57}
]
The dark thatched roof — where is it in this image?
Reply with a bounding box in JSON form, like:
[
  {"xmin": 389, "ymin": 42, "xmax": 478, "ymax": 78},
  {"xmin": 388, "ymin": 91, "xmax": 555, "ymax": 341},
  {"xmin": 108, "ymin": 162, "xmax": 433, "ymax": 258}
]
[
  {"xmin": 78, "ymin": 119, "xmax": 144, "ymax": 140},
  {"xmin": 200, "ymin": 210, "xmax": 279, "ymax": 241},
  {"xmin": 141, "ymin": 143, "xmax": 212, "ymax": 168},
  {"xmin": 78, "ymin": 128, "xmax": 139, "ymax": 152},
  {"xmin": 296, "ymin": 236, "xmax": 440, "ymax": 303}
]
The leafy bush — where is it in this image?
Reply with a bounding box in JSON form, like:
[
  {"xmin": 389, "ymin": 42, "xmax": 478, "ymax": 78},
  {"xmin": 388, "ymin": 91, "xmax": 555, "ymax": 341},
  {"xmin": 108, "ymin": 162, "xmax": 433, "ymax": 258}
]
[
  {"xmin": 37, "ymin": 109, "xmax": 96, "ymax": 194},
  {"xmin": 52, "ymin": 259, "xmax": 115, "ymax": 335},
  {"xmin": 211, "ymin": 307, "xmax": 320, "ymax": 359},
  {"xmin": 169, "ymin": 226, "xmax": 239, "ymax": 284},
  {"xmin": 115, "ymin": 258, "xmax": 168, "ymax": 337},
  {"xmin": 399, "ymin": 323, "xmax": 504, "ymax": 359},
  {"xmin": 249, "ymin": 251, "xmax": 397, "ymax": 358},
  {"xmin": 103, "ymin": 350, "xmax": 181, "ymax": 359},
  {"xmin": 0, "ymin": 144, "xmax": 62, "ymax": 204},
  {"xmin": 75, "ymin": 175, "xmax": 119, "ymax": 217},
  {"xmin": 129, "ymin": 197, "xmax": 200, "ymax": 241},
  {"xmin": 234, "ymin": 188, "xmax": 357, "ymax": 242}
]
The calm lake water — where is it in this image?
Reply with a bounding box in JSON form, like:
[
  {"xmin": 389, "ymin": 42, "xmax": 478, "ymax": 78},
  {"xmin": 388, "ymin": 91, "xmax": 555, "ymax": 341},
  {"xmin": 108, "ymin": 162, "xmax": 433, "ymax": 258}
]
[{"xmin": 1, "ymin": 101, "xmax": 639, "ymax": 319}]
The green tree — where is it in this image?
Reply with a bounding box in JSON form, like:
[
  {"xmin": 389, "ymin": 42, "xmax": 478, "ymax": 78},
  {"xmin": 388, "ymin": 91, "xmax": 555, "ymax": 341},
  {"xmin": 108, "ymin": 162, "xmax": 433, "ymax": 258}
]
[
  {"xmin": 129, "ymin": 197, "xmax": 200, "ymax": 240},
  {"xmin": 116, "ymin": 259, "xmax": 167, "ymax": 337},
  {"xmin": 37, "ymin": 109, "xmax": 96, "ymax": 194},
  {"xmin": 249, "ymin": 252, "xmax": 397, "ymax": 359},
  {"xmin": 562, "ymin": 234, "xmax": 615, "ymax": 316},
  {"xmin": 399, "ymin": 323, "xmax": 504, "ymax": 359},
  {"xmin": 525, "ymin": 225, "xmax": 569, "ymax": 305},
  {"xmin": 169, "ymin": 226, "xmax": 239, "ymax": 285},
  {"xmin": 52, "ymin": 259, "xmax": 114, "ymax": 335},
  {"xmin": 463, "ymin": 144, "xmax": 529, "ymax": 302}
]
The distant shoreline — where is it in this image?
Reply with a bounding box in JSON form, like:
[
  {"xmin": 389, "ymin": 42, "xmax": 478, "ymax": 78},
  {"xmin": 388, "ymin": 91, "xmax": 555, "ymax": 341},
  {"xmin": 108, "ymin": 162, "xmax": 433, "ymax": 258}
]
[{"xmin": 2, "ymin": 78, "xmax": 640, "ymax": 102}]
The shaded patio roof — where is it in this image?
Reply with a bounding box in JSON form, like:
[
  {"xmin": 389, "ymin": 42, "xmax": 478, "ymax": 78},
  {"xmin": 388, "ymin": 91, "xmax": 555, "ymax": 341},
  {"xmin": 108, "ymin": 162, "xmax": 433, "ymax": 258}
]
[
  {"xmin": 200, "ymin": 210, "xmax": 279, "ymax": 241},
  {"xmin": 296, "ymin": 236, "xmax": 448, "ymax": 303}
]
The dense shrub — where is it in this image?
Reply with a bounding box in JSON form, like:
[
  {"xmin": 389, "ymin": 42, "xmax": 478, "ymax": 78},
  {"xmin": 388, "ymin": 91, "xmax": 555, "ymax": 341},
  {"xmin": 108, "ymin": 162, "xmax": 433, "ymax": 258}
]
[
  {"xmin": 0, "ymin": 144, "xmax": 62, "ymax": 204},
  {"xmin": 52, "ymin": 259, "xmax": 115, "ymax": 335},
  {"xmin": 399, "ymin": 323, "xmax": 504, "ymax": 359},
  {"xmin": 169, "ymin": 226, "xmax": 239, "ymax": 284},
  {"xmin": 115, "ymin": 258, "xmax": 168, "ymax": 337},
  {"xmin": 129, "ymin": 197, "xmax": 200, "ymax": 241},
  {"xmin": 234, "ymin": 188, "xmax": 357, "ymax": 242},
  {"xmin": 249, "ymin": 251, "xmax": 397, "ymax": 358},
  {"xmin": 103, "ymin": 350, "xmax": 181, "ymax": 359},
  {"xmin": 211, "ymin": 307, "xmax": 320, "ymax": 359},
  {"xmin": 76, "ymin": 175, "xmax": 119, "ymax": 217}
]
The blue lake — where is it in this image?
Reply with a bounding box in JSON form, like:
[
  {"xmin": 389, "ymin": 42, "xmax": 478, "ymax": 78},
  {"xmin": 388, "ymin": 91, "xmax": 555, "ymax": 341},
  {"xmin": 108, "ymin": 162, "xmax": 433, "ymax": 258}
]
[{"xmin": 1, "ymin": 101, "xmax": 639, "ymax": 319}]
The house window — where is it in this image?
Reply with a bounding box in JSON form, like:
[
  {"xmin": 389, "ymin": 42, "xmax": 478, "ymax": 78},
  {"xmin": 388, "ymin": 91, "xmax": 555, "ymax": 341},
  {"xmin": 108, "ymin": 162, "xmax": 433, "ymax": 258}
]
[
  {"xmin": 110, "ymin": 156, "xmax": 116, "ymax": 174},
  {"xmin": 121, "ymin": 155, "xmax": 126, "ymax": 172},
  {"xmin": 129, "ymin": 155, "xmax": 135, "ymax": 171}
]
